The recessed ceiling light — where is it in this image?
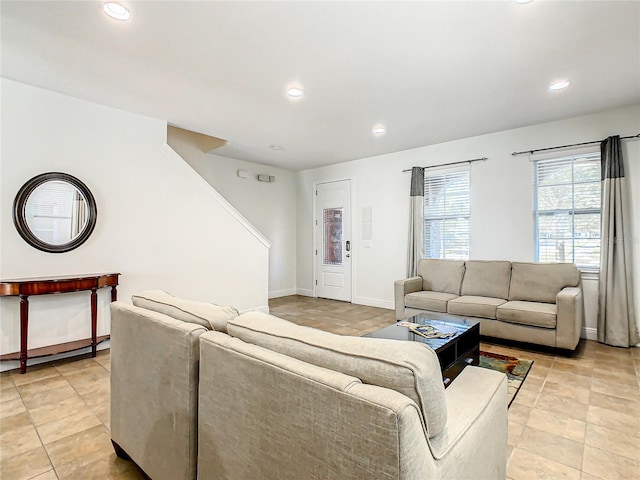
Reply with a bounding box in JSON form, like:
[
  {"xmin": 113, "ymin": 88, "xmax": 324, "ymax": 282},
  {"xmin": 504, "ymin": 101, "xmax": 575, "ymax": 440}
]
[
  {"xmin": 269, "ymin": 144, "xmax": 283, "ymax": 151},
  {"xmin": 372, "ymin": 125, "xmax": 386, "ymax": 135},
  {"xmin": 287, "ymin": 87, "xmax": 304, "ymax": 98},
  {"xmin": 549, "ymin": 79, "xmax": 571, "ymax": 91},
  {"xmin": 513, "ymin": 0, "xmax": 533, "ymax": 4},
  {"xmin": 102, "ymin": 2, "xmax": 131, "ymax": 21}
]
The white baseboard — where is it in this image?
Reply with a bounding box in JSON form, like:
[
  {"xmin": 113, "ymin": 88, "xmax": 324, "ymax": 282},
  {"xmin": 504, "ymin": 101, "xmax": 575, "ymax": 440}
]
[
  {"xmin": 582, "ymin": 326, "xmax": 597, "ymax": 341},
  {"xmin": 296, "ymin": 289, "xmax": 314, "ymax": 297},
  {"xmin": 352, "ymin": 296, "xmax": 394, "ymax": 310},
  {"xmin": 268, "ymin": 289, "xmax": 297, "ymax": 299}
]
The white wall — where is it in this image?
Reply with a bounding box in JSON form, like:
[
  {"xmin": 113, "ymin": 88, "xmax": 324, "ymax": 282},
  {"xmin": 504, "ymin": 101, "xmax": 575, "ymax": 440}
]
[
  {"xmin": 296, "ymin": 105, "xmax": 640, "ymax": 339},
  {"xmin": 0, "ymin": 79, "xmax": 270, "ymax": 370},
  {"xmin": 169, "ymin": 135, "xmax": 297, "ymax": 299}
]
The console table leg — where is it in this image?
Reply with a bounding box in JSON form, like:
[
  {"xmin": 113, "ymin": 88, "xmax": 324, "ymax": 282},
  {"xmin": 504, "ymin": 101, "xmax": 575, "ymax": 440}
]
[
  {"xmin": 90, "ymin": 288, "xmax": 97, "ymax": 357},
  {"xmin": 111, "ymin": 285, "xmax": 117, "ymax": 302},
  {"xmin": 19, "ymin": 295, "xmax": 29, "ymax": 374}
]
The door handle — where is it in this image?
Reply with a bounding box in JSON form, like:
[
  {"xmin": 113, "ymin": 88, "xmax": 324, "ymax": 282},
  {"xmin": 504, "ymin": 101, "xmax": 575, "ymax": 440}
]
[{"xmin": 346, "ymin": 241, "xmax": 351, "ymax": 252}]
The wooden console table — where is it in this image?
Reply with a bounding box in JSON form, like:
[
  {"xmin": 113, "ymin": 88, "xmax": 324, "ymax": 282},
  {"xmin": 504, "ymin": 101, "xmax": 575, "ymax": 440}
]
[{"xmin": 0, "ymin": 273, "xmax": 120, "ymax": 373}]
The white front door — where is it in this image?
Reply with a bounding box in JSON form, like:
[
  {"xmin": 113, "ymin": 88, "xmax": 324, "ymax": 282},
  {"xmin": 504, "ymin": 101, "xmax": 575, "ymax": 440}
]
[{"xmin": 315, "ymin": 180, "xmax": 352, "ymax": 302}]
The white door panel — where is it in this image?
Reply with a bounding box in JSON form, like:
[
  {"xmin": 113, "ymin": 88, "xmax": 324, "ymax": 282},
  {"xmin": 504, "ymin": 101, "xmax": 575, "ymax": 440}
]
[{"xmin": 315, "ymin": 180, "xmax": 351, "ymax": 302}]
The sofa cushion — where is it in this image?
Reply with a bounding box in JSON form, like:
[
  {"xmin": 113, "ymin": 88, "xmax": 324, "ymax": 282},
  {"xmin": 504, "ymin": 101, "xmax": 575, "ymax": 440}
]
[
  {"xmin": 132, "ymin": 290, "xmax": 239, "ymax": 332},
  {"xmin": 418, "ymin": 259, "xmax": 466, "ymax": 295},
  {"xmin": 509, "ymin": 262, "xmax": 580, "ymax": 304},
  {"xmin": 461, "ymin": 260, "xmax": 512, "ymax": 300},
  {"xmin": 447, "ymin": 296, "xmax": 507, "ymax": 319},
  {"xmin": 405, "ymin": 291, "xmax": 458, "ymax": 313},
  {"xmin": 497, "ymin": 301, "xmax": 557, "ymax": 329},
  {"xmin": 227, "ymin": 311, "xmax": 448, "ymax": 438}
]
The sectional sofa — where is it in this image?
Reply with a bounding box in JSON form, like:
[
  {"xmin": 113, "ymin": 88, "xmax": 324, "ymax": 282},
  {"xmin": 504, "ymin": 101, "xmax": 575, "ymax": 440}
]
[
  {"xmin": 395, "ymin": 259, "xmax": 584, "ymax": 351},
  {"xmin": 110, "ymin": 290, "xmax": 508, "ymax": 480}
]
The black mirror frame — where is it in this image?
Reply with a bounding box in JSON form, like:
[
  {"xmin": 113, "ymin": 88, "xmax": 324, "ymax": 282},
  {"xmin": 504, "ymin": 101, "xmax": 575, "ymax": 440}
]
[{"xmin": 13, "ymin": 172, "xmax": 98, "ymax": 253}]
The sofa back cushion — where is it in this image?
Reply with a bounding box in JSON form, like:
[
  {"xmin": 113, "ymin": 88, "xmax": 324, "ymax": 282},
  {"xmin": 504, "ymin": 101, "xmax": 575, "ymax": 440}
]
[
  {"xmin": 418, "ymin": 259, "xmax": 466, "ymax": 295},
  {"xmin": 509, "ymin": 262, "xmax": 580, "ymax": 304},
  {"xmin": 461, "ymin": 260, "xmax": 512, "ymax": 299},
  {"xmin": 132, "ymin": 290, "xmax": 239, "ymax": 332},
  {"xmin": 227, "ymin": 311, "xmax": 447, "ymax": 438}
]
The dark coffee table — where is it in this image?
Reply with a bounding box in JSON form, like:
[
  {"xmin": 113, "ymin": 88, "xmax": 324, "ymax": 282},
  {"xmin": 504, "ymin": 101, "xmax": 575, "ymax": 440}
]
[{"xmin": 364, "ymin": 313, "xmax": 480, "ymax": 387}]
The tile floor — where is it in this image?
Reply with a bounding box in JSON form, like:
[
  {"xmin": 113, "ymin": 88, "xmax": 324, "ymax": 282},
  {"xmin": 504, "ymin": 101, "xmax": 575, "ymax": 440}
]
[{"xmin": 1, "ymin": 295, "xmax": 639, "ymax": 479}]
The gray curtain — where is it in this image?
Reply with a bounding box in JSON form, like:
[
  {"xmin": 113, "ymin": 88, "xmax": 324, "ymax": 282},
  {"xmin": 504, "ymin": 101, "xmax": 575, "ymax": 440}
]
[
  {"xmin": 407, "ymin": 167, "xmax": 424, "ymax": 277},
  {"xmin": 597, "ymin": 135, "xmax": 639, "ymax": 347}
]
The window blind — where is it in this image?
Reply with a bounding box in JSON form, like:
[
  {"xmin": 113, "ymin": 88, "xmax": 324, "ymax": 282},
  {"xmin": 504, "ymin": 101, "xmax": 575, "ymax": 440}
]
[
  {"xmin": 533, "ymin": 152, "xmax": 601, "ymax": 269},
  {"xmin": 424, "ymin": 167, "xmax": 470, "ymax": 260}
]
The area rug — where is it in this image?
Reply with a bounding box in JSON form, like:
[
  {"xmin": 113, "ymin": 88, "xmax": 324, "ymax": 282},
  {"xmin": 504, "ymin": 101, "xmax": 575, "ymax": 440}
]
[{"xmin": 478, "ymin": 351, "xmax": 533, "ymax": 407}]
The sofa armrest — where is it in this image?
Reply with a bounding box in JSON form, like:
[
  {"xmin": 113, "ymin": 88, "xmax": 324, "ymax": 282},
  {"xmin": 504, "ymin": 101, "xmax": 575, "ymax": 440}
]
[
  {"xmin": 556, "ymin": 285, "xmax": 584, "ymax": 350},
  {"xmin": 394, "ymin": 276, "xmax": 423, "ymax": 320},
  {"xmin": 110, "ymin": 303, "xmax": 206, "ymax": 480},
  {"xmin": 426, "ymin": 366, "xmax": 507, "ymax": 479}
]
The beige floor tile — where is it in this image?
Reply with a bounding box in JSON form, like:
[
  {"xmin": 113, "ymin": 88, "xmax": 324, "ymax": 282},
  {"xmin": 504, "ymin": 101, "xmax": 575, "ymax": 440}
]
[
  {"xmin": 554, "ymin": 355, "xmax": 595, "ymax": 368},
  {"xmin": 510, "ymin": 387, "xmax": 539, "ymax": 408},
  {"xmin": 551, "ymin": 359, "xmax": 593, "ymax": 377},
  {"xmin": 580, "ymin": 473, "xmax": 602, "ymax": 480},
  {"xmin": 0, "ymin": 384, "xmax": 21, "ymax": 402},
  {"xmin": 508, "ymin": 403, "xmax": 531, "ymax": 425},
  {"xmin": 46, "ymin": 424, "xmax": 112, "ymax": 475},
  {"xmin": 56, "ymin": 453, "xmax": 145, "ymax": 480},
  {"xmin": 507, "ymin": 447, "xmax": 580, "ymax": 480},
  {"xmin": 20, "ymin": 382, "xmax": 79, "ymax": 411},
  {"xmin": 588, "ymin": 390, "xmax": 640, "ymax": 416},
  {"xmin": 28, "ymin": 394, "xmax": 88, "ymax": 426},
  {"xmin": 36, "ymin": 408, "xmax": 102, "ymax": 445},
  {"xmin": 508, "ymin": 420, "xmax": 525, "ymax": 447},
  {"xmin": 539, "ymin": 380, "xmax": 591, "ymax": 405},
  {"xmin": 582, "ymin": 444, "xmax": 640, "ymax": 479},
  {"xmin": 0, "ymin": 413, "xmax": 42, "ymax": 460},
  {"xmin": 67, "ymin": 370, "xmax": 110, "ymax": 397},
  {"xmin": 0, "ymin": 396, "xmax": 27, "ymax": 419},
  {"xmin": 592, "ymin": 357, "xmax": 637, "ymax": 376},
  {"xmin": 526, "ymin": 362, "xmax": 551, "ymax": 379},
  {"xmin": 54, "ymin": 356, "xmax": 102, "ymax": 375},
  {"xmin": 10, "ymin": 364, "xmax": 59, "ymax": 386},
  {"xmin": 584, "ymin": 422, "xmax": 640, "ymax": 461},
  {"xmin": 535, "ymin": 394, "xmax": 589, "ymax": 422},
  {"xmin": 517, "ymin": 426, "xmax": 584, "ymax": 470},
  {"xmin": 590, "ymin": 377, "xmax": 639, "ymax": 401},
  {"xmin": 31, "ymin": 471, "xmax": 59, "ymax": 480},
  {"xmin": 90, "ymin": 401, "xmax": 111, "ymax": 428},
  {"xmin": 80, "ymin": 381, "xmax": 110, "ymax": 408},
  {"xmin": 0, "ymin": 372, "xmax": 14, "ymax": 385},
  {"xmin": 526, "ymin": 408, "xmax": 586, "ymax": 443},
  {"xmin": 544, "ymin": 369, "xmax": 593, "ymax": 390},
  {"xmin": 15, "ymin": 375, "xmax": 70, "ymax": 397},
  {"xmin": 0, "ymin": 445, "xmax": 53, "ymax": 480},
  {"xmin": 586, "ymin": 404, "xmax": 640, "ymax": 437},
  {"xmin": 592, "ymin": 367, "xmax": 639, "ymax": 388}
]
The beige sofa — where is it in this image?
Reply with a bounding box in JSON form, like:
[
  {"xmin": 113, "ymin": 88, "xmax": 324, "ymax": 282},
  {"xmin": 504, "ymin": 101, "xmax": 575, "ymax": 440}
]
[
  {"xmin": 395, "ymin": 259, "xmax": 584, "ymax": 351},
  {"xmin": 111, "ymin": 291, "xmax": 508, "ymax": 480}
]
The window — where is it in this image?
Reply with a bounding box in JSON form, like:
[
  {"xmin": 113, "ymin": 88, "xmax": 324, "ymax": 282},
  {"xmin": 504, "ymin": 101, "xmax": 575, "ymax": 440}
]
[
  {"xmin": 533, "ymin": 152, "xmax": 601, "ymax": 269},
  {"xmin": 424, "ymin": 167, "xmax": 470, "ymax": 259}
]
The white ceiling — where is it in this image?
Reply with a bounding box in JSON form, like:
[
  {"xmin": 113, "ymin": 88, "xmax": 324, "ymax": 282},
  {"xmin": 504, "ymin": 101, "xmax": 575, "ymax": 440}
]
[{"xmin": 2, "ymin": 1, "xmax": 639, "ymax": 171}]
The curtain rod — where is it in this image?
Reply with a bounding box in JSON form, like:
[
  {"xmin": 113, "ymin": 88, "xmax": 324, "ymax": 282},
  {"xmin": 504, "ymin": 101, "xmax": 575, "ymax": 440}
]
[
  {"xmin": 511, "ymin": 133, "xmax": 640, "ymax": 156},
  {"xmin": 402, "ymin": 157, "xmax": 488, "ymax": 172}
]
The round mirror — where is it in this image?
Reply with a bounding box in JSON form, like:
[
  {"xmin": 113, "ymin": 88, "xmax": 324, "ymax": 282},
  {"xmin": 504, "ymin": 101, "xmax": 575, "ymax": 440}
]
[{"xmin": 13, "ymin": 172, "xmax": 97, "ymax": 253}]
